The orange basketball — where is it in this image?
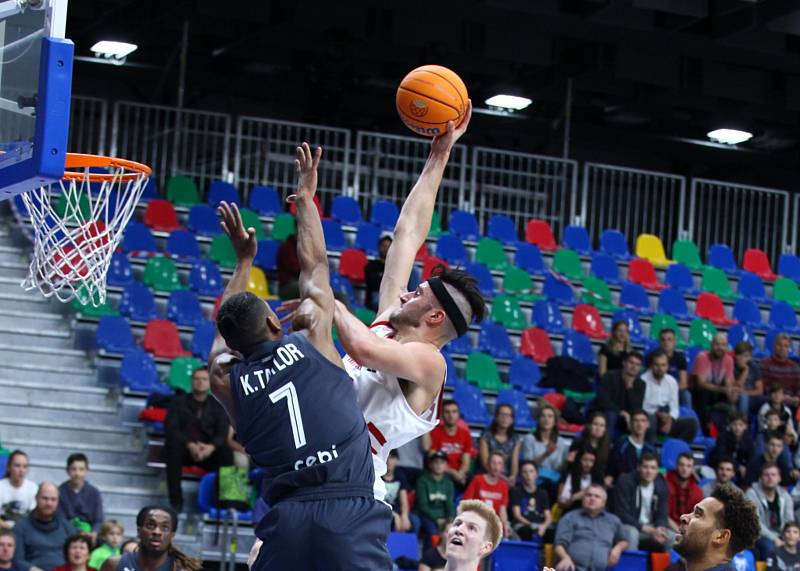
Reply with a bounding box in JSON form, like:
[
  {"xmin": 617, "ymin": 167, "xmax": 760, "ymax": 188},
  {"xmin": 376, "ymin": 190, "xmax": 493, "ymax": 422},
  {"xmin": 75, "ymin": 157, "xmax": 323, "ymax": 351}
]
[{"xmin": 396, "ymin": 65, "xmax": 468, "ymax": 137}]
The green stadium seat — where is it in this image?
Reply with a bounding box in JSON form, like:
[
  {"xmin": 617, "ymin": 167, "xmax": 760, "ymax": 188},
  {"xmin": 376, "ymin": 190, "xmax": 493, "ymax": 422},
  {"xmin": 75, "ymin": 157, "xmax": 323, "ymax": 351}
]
[
  {"xmin": 143, "ymin": 256, "xmax": 183, "ymax": 292},
  {"xmin": 474, "ymin": 238, "xmax": 508, "ymax": 271},
  {"xmin": 689, "ymin": 319, "xmax": 717, "ymax": 349},
  {"xmin": 502, "ymin": 267, "xmax": 542, "ymax": 302},
  {"xmin": 490, "ymin": 294, "xmax": 528, "ymax": 330},
  {"xmin": 239, "ymin": 208, "xmax": 266, "ymax": 240},
  {"xmin": 465, "ymin": 352, "xmax": 509, "ymax": 391},
  {"xmin": 581, "ymin": 276, "xmax": 621, "ymax": 311},
  {"xmin": 355, "ymin": 307, "xmax": 377, "ymax": 325},
  {"xmin": 650, "ymin": 313, "xmax": 687, "ymax": 348},
  {"xmin": 167, "ymin": 356, "xmax": 205, "ymax": 393},
  {"xmin": 553, "ymin": 248, "xmax": 584, "ymax": 282},
  {"xmin": 429, "ymin": 211, "xmax": 443, "ymax": 238},
  {"xmin": 773, "ymin": 277, "xmax": 800, "ymax": 309},
  {"xmin": 71, "ymin": 287, "xmax": 118, "ymax": 317},
  {"xmin": 271, "ymin": 213, "xmax": 296, "ymax": 241},
  {"xmin": 672, "ymin": 240, "xmax": 704, "ymax": 271},
  {"xmin": 55, "ymin": 192, "xmax": 91, "ymax": 222},
  {"xmin": 701, "ymin": 266, "xmax": 738, "ymax": 300},
  {"xmin": 210, "ymin": 234, "xmax": 237, "ymax": 269},
  {"xmin": 166, "ymin": 175, "xmax": 201, "ymax": 207}
]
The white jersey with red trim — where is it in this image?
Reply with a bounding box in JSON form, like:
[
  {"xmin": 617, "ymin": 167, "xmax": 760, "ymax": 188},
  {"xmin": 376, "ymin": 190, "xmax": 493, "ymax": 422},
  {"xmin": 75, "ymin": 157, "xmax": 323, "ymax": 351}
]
[{"xmin": 343, "ymin": 321, "xmax": 444, "ymax": 502}]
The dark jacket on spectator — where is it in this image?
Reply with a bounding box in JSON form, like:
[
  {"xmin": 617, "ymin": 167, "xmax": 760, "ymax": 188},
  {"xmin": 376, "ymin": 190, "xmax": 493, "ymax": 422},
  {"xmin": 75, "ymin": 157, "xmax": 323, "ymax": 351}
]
[
  {"xmin": 608, "ymin": 436, "xmax": 657, "ymax": 479},
  {"xmin": 164, "ymin": 393, "xmax": 229, "ymax": 449},
  {"xmin": 709, "ymin": 429, "xmax": 754, "ymax": 474},
  {"xmin": 12, "ymin": 511, "xmax": 75, "ymax": 571},
  {"xmin": 746, "ymin": 453, "xmax": 794, "ymax": 487},
  {"xmin": 612, "ymin": 471, "xmax": 669, "ymax": 530},
  {"xmin": 594, "ymin": 370, "xmax": 645, "ymax": 414},
  {"xmin": 57, "ymin": 480, "xmax": 104, "ymax": 532}
]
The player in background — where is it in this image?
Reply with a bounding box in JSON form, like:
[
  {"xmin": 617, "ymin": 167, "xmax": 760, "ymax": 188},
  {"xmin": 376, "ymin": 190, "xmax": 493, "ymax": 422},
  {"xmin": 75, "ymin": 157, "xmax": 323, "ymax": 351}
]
[{"xmin": 208, "ymin": 144, "xmax": 391, "ymax": 569}]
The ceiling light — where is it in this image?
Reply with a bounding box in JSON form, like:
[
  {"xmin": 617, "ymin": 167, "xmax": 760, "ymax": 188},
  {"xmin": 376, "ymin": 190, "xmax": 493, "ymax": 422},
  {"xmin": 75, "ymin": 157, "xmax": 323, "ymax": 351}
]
[
  {"xmin": 706, "ymin": 128, "xmax": 752, "ymax": 145},
  {"xmin": 90, "ymin": 41, "xmax": 138, "ymax": 60},
  {"xmin": 485, "ymin": 95, "xmax": 532, "ymax": 111}
]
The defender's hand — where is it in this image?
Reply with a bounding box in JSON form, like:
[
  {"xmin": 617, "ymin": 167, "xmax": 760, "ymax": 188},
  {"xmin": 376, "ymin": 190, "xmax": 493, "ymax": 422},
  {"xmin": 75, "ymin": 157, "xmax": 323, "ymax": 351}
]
[
  {"xmin": 218, "ymin": 201, "xmax": 257, "ymax": 261},
  {"xmin": 295, "ymin": 142, "xmax": 322, "ymax": 199}
]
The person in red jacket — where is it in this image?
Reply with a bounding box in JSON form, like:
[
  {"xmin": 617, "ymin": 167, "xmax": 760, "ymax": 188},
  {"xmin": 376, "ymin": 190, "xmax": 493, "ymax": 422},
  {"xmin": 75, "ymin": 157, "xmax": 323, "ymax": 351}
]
[
  {"xmin": 422, "ymin": 400, "xmax": 475, "ymax": 489},
  {"xmin": 463, "ymin": 451, "xmax": 510, "ymax": 538},
  {"xmin": 666, "ymin": 452, "xmax": 704, "ymax": 533}
]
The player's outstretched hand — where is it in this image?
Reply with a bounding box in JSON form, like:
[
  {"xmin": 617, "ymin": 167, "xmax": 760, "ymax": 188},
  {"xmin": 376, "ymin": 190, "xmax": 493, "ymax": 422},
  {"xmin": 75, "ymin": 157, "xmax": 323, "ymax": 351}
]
[
  {"xmin": 218, "ymin": 200, "xmax": 257, "ymax": 262},
  {"xmin": 431, "ymin": 99, "xmax": 472, "ymax": 156},
  {"xmin": 295, "ymin": 142, "xmax": 322, "ymax": 199}
]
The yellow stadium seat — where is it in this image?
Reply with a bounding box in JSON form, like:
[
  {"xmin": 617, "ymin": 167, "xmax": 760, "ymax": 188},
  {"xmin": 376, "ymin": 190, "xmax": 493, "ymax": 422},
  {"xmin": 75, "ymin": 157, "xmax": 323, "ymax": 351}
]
[
  {"xmin": 246, "ymin": 267, "xmax": 270, "ymax": 299},
  {"xmin": 635, "ymin": 233, "xmax": 673, "ymax": 267}
]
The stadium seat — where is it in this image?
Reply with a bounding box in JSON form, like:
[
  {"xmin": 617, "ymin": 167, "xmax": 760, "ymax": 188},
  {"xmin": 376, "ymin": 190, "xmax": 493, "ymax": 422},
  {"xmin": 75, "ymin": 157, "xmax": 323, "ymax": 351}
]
[
  {"xmin": 71, "ymin": 287, "xmax": 117, "ymax": 318},
  {"xmin": 620, "ymin": 281, "xmax": 653, "ymax": 314},
  {"xmin": 671, "ymin": 240, "xmax": 704, "ymax": 271},
  {"xmin": 701, "ymin": 266, "xmax": 738, "ymax": 300},
  {"xmin": 448, "ymin": 210, "xmax": 480, "ymax": 241},
  {"xmin": 490, "ymin": 540, "xmax": 541, "ymax": 571},
  {"xmin": 532, "ymin": 300, "xmax": 567, "ymax": 334},
  {"xmin": 563, "ymin": 225, "xmax": 592, "ymax": 256},
  {"xmin": 708, "ymin": 244, "xmax": 739, "ymax": 275},
  {"xmin": 189, "ymin": 260, "xmax": 224, "ymax": 296},
  {"xmin": 728, "ymin": 324, "xmax": 766, "ymax": 359},
  {"xmin": 387, "ymin": 532, "xmax": 419, "ymax": 563},
  {"xmin": 442, "ymin": 351, "xmax": 464, "ymax": 385},
  {"xmin": 436, "ymin": 234, "xmax": 469, "ymax": 266},
  {"xmin": 612, "ymin": 310, "xmax": 647, "ymax": 344},
  {"xmin": 167, "ymin": 290, "xmax": 205, "ymax": 326},
  {"xmin": 331, "ymin": 196, "xmax": 362, "ymax": 225},
  {"xmin": 475, "ymin": 238, "xmax": 508, "ymax": 271},
  {"xmin": 688, "ymin": 319, "xmax": 717, "ymax": 349},
  {"xmin": 96, "ymin": 316, "xmax": 135, "ymax": 354},
  {"xmin": 496, "ymin": 389, "xmax": 535, "ymax": 430},
  {"xmin": 429, "ymin": 211, "xmax": 443, "ymax": 238},
  {"xmin": 187, "ymin": 204, "xmax": 220, "ymax": 237},
  {"xmin": 610, "ymin": 551, "xmax": 649, "ymax": 571},
  {"xmin": 421, "ymin": 255, "xmax": 448, "ymax": 281},
  {"xmin": 209, "ymin": 234, "xmax": 237, "ymax": 269},
  {"xmin": 478, "ymin": 321, "xmax": 515, "ymax": 360},
  {"xmin": 508, "ymin": 355, "xmax": 550, "ymax": 396},
  {"xmin": 330, "ymin": 273, "xmax": 356, "ymax": 305},
  {"xmin": 239, "ymin": 208, "xmax": 266, "ymax": 240},
  {"xmin": 502, "ymin": 266, "xmax": 541, "ymax": 302},
  {"xmin": 288, "ymin": 194, "xmax": 321, "ymax": 218},
  {"xmin": 520, "ymin": 328, "xmax": 555, "ymax": 364},
  {"xmin": 552, "ymin": 248, "xmax": 584, "ymax": 281},
  {"xmin": 369, "ymin": 200, "xmax": 399, "ymax": 230},
  {"xmin": 120, "ymin": 348, "xmax": 162, "ymax": 393},
  {"xmin": 452, "ymin": 382, "xmax": 491, "ymax": 424},
  {"xmin": 121, "ymin": 222, "xmax": 158, "ymax": 255},
  {"xmin": 53, "ymin": 191, "xmax": 90, "ymax": 221},
  {"xmin": 490, "ymin": 294, "xmax": 528, "ymax": 330},
  {"xmin": 581, "ymin": 276, "xmax": 620, "ymax": 312},
  {"xmin": 466, "ymin": 352, "xmax": 509, "ymax": 391},
  {"xmin": 417, "ymin": 243, "xmax": 430, "ymax": 261},
  {"xmin": 143, "ymin": 319, "xmax": 189, "ymax": 359},
  {"xmin": 768, "ymin": 301, "xmax": 800, "ymax": 333},
  {"xmin": 600, "ymin": 229, "xmax": 632, "ymax": 260},
  {"xmin": 778, "ymin": 254, "xmax": 800, "ymax": 282},
  {"xmin": 144, "ymin": 199, "xmax": 182, "ymax": 232},
  {"xmin": 525, "ymin": 219, "xmax": 557, "ymax": 251},
  {"xmin": 657, "ymin": 288, "xmax": 691, "ymax": 321},
  {"xmin": 572, "ymin": 303, "xmax": 609, "ymax": 340},
  {"xmin": 635, "ymin": 234, "xmax": 672, "ymax": 267},
  {"xmin": 733, "ymin": 298, "xmax": 765, "ymax": 330},
  {"xmin": 487, "ymin": 215, "xmax": 518, "ymax": 245},
  {"xmin": 736, "ymin": 272, "xmax": 769, "ymax": 305},
  {"xmin": 743, "ymin": 248, "xmax": 778, "ymax": 281},
  {"xmin": 354, "ymin": 223, "xmax": 381, "ymax": 256},
  {"xmin": 561, "ymin": 330, "xmax": 597, "ymax": 366},
  {"xmin": 466, "ymin": 262, "xmax": 495, "ymax": 297},
  {"xmin": 628, "ymin": 258, "xmax": 667, "ymax": 290},
  {"xmin": 119, "ymin": 282, "xmax": 158, "ymax": 322},
  {"xmin": 191, "ymin": 320, "xmax": 216, "ymax": 361},
  {"xmin": 167, "ymin": 356, "xmax": 205, "ymax": 393},
  {"xmin": 165, "ymin": 230, "xmax": 200, "ymax": 260},
  {"xmin": 143, "ymin": 256, "xmax": 182, "ymax": 293},
  {"xmin": 446, "ymin": 333, "xmax": 473, "ymax": 355},
  {"xmin": 695, "ymin": 292, "xmax": 736, "ymax": 326},
  {"xmin": 407, "ymin": 267, "xmax": 421, "ymax": 291},
  {"xmin": 661, "ymin": 439, "xmax": 691, "ymax": 471},
  {"xmin": 253, "ymin": 239, "xmax": 279, "ymax": 271},
  {"xmin": 773, "ymin": 277, "xmax": 800, "ymax": 309},
  {"xmin": 166, "ymin": 175, "xmax": 200, "ymax": 207},
  {"xmin": 246, "ymin": 267, "xmax": 270, "ymax": 299},
  {"xmin": 664, "ymin": 263, "xmax": 698, "ymax": 294},
  {"xmin": 269, "ymin": 214, "xmax": 295, "ymax": 242},
  {"xmin": 321, "ymin": 219, "xmax": 347, "ymax": 251},
  {"xmin": 248, "ymin": 185, "xmax": 282, "ymax": 216},
  {"xmin": 339, "ymin": 248, "xmax": 368, "ymax": 283},
  {"xmin": 515, "ymin": 243, "xmax": 547, "ymax": 275},
  {"xmin": 207, "ymin": 180, "xmax": 241, "ymax": 208},
  {"xmin": 107, "ymin": 252, "xmax": 134, "ymax": 287},
  {"xmin": 543, "ymin": 273, "xmax": 575, "ymax": 306},
  {"xmin": 650, "ymin": 313, "xmax": 686, "ymax": 348},
  {"xmin": 590, "ymin": 252, "xmax": 622, "ymax": 285},
  {"xmin": 354, "ymin": 307, "xmax": 376, "ymax": 326},
  {"xmin": 140, "ymin": 178, "xmax": 158, "ymax": 201}
]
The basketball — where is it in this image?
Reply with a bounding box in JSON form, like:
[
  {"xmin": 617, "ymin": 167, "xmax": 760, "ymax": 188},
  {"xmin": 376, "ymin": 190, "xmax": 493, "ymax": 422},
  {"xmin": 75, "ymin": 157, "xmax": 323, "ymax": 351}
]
[{"xmin": 396, "ymin": 65, "xmax": 468, "ymax": 137}]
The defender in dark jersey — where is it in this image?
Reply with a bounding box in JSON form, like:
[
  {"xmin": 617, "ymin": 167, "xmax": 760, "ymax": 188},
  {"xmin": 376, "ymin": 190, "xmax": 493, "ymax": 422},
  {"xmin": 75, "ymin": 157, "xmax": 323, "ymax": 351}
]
[{"xmin": 207, "ymin": 144, "xmax": 391, "ymax": 570}]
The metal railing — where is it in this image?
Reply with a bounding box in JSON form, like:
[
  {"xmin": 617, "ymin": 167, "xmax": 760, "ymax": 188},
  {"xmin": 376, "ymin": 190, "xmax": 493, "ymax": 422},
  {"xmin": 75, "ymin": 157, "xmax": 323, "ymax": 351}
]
[{"xmin": 69, "ymin": 96, "xmax": 108, "ymax": 155}]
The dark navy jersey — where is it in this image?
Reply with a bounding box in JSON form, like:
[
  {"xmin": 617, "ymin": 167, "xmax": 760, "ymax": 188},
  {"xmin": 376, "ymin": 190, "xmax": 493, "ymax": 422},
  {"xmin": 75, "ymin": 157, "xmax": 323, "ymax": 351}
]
[{"xmin": 229, "ymin": 332, "xmax": 375, "ymax": 504}]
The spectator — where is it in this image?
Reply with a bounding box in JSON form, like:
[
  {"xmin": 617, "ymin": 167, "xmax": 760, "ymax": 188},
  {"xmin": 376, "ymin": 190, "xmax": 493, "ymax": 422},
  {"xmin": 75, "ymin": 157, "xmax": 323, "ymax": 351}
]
[
  {"xmin": 12, "ymin": 481, "xmax": 75, "ymax": 571},
  {"xmin": 275, "ymin": 234, "xmax": 301, "ymax": 300},
  {"xmin": 396, "ymin": 438, "xmax": 425, "ymax": 482},
  {"xmin": 521, "ymin": 403, "xmax": 569, "ymax": 481},
  {"xmin": 652, "ymin": 328, "xmax": 691, "ymax": 407},
  {"xmin": 422, "ymin": 400, "xmax": 474, "ymax": 489},
  {"xmin": 641, "ymin": 349, "xmax": 698, "ymax": 443},
  {"xmin": 665, "ymin": 453, "xmax": 704, "ymax": 534},
  {"xmin": 614, "ymin": 452, "xmax": 674, "ymax": 552},
  {"xmin": 382, "ymin": 450, "xmax": 416, "ymax": 533},
  {"xmin": 463, "ymin": 452, "xmax": 510, "ymax": 538},
  {"xmin": 761, "ymin": 333, "xmax": 800, "ymax": 407},
  {"xmin": 608, "ymin": 410, "xmax": 657, "ymax": 480},
  {"xmin": 554, "ymin": 484, "xmax": 628, "ymax": 571},
  {"xmin": 692, "ymin": 333, "xmax": 737, "ymax": 431},
  {"xmin": 709, "ymin": 411, "xmax": 754, "ymax": 483},
  {"xmin": 557, "ymin": 447, "xmax": 601, "ymax": 514},
  {"xmin": 417, "ymin": 522, "xmax": 448, "ymax": 571},
  {"xmin": 443, "ymin": 500, "xmax": 503, "ymax": 569},
  {"xmin": 88, "ymin": 521, "xmax": 123, "ymax": 571},
  {"xmin": 364, "ymin": 236, "xmax": 391, "ymax": 310},
  {"xmin": 415, "ymin": 451, "xmax": 455, "ymax": 550},
  {"xmin": 51, "ymin": 535, "xmax": 94, "ymax": 571},
  {"xmin": 758, "ymin": 385, "xmax": 797, "ymax": 442},
  {"xmin": 0, "ymin": 452, "xmax": 37, "ymax": 529},
  {"xmin": 598, "ymin": 320, "xmax": 632, "ymax": 377},
  {"xmin": 734, "ymin": 341, "xmax": 764, "ymax": 415},
  {"xmin": 745, "ymin": 463, "xmax": 795, "ymax": 561},
  {"xmin": 746, "ymin": 431, "xmax": 796, "ymax": 486},
  {"xmin": 478, "ymin": 404, "xmax": 521, "ymax": 485},
  {"xmin": 594, "ymin": 351, "xmax": 646, "ymax": 436},
  {"xmin": 702, "ymin": 458, "xmax": 737, "ymax": 497},
  {"xmin": 759, "ymin": 410, "xmax": 796, "ymax": 469},
  {"xmin": 766, "ymin": 522, "xmax": 800, "ymax": 571},
  {"xmin": 163, "ymin": 366, "xmax": 233, "ymax": 512},
  {"xmin": 0, "ymin": 530, "xmax": 16, "ymax": 571},
  {"xmin": 567, "ymin": 412, "xmax": 610, "ymax": 485},
  {"xmin": 509, "ymin": 461, "xmax": 552, "ymax": 542},
  {"xmin": 58, "ymin": 454, "xmax": 103, "ymax": 535}
]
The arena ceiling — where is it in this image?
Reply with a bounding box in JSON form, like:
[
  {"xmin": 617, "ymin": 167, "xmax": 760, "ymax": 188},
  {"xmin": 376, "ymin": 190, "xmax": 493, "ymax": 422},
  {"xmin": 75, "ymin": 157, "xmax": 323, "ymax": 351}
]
[{"xmin": 68, "ymin": 0, "xmax": 800, "ymax": 190}]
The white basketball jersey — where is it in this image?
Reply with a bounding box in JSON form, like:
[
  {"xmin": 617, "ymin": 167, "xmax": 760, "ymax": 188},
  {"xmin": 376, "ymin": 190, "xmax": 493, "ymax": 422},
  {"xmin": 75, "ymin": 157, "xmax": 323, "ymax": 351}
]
[{"xmin": 343, "ymin": 322, "xmax": 444, "ymax": 501}]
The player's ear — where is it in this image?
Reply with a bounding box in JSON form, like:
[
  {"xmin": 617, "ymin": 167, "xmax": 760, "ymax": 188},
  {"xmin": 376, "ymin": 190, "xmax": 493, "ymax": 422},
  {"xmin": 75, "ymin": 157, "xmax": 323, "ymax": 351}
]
[
  {"xmin": 266, "ymin": 314, "xmax": 282, "ymax": 335},
  {"xmin": 478, "ymin": 539, "xmax": 494, "ymax": 558},
  {"xmin": 427, "ymin": 308, "xmax": 446, "ymax": 327}
]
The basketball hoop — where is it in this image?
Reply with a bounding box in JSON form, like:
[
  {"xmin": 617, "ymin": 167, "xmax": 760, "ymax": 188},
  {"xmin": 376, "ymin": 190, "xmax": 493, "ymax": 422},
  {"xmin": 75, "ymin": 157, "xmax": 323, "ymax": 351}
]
[{"xmin": 20, "ymin": 153, "xmax": 151, "ymax": 305}]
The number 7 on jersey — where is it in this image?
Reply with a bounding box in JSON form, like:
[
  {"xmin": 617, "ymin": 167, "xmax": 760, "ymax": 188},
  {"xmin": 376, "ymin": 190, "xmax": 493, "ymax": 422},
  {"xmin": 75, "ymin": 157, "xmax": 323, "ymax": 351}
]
[{"xmin": 269, "ymin": 382, "xmax": 307, "ymax": 449}]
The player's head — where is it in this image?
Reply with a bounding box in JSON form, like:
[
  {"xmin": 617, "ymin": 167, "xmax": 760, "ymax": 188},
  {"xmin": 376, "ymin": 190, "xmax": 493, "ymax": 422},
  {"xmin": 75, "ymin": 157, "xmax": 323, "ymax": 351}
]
[
  {"xmin": 389, "ymin": 266, "xmax": 485, "ymax": 346},
  {"xmin": 216, "ymin": 292, "xmax": 282, "ymax": 355},
  {"xmin": 447, "ymin": 500, "xmax": 503, "ymax": 563},
  {"xmin": 136, "ymin": 506, "xmax": 177, "ymax": 556}
]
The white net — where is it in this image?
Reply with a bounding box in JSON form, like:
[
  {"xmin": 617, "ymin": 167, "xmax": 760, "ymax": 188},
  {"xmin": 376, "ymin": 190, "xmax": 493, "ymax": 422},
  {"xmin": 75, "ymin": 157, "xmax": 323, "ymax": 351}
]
[{"xmin": 20, "ymin": 159, "xmax": 149, "ymax": 305}]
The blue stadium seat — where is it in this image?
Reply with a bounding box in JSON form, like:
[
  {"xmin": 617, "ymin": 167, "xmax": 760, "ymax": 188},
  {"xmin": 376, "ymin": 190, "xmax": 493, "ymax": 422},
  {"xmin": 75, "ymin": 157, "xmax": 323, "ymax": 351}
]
[
  {"xmin": 248, "ymin": 185, "xmax": 282, "ymax": 216},
  {"xmin": 679, "ymin": 406, "xmax": 715, "ymax": 446},
  {"xmin": 453, "ymin": 382, "xmax": 490, "ymax": 424},
  {"xmin": 532, "ymin": 300, "xmax": 567, "ymax": 334},
  {"xmin": 321, "ymin": 219, "xmax": 347, "ymax": 251},
  {"xmin": 387, "ymin": 532, "xmax": 418, "ymax": 563},
  {"xmin": 609, "ymin": 550, "xmax": 649, "ymax": 571},
  {"xmin": 508, "ymin": 356, "xmax": 552, "ymax": 396},
  {"xmin": 443, "ymin": 351, "xmax": 465, "ymax": 386},
  {"xmin": 329, "ymin": 272, "xmax": 355, "ymax": 304},
  {"xmin": 612, "ymin": 309, "xmax": 646, "ymax": 344},
  {"xmin": 354, "ymin": 223, "xmax": 381, "ymax": 256},
  {"xmin": 487, "ymin": 215, "xmax": 518, "ymax": 246},
  {"xmin": 769, "ymin": 301, "xmax": 799, "ymax": 333},
  {"xmin": 590, "ymin": 252, "xmax": 622, "ymax": 285},
  {"xmin": 664, "ymin": 263, "xmax": 698, "ymax": 295},
  {"xmin": 600, "ymin": 229, "xmax": 632, "ymax": 260},
  {"xmin": 708, "ymin": 244, "xmax": 739, "ymax": 275},
  {"xmin": 119, "ymin": 282, "xmax": 158, "ymax": 322},
  {"xmin": 778, "ymin": 254, "xmax": 800, "ymax": 282},
  {"xmin": 733, "ymin": 298, "xmax": 765, "ymax": 330},
  {"xmin": 140, "ymin": 178, "xmax": 158, "ymax": 201},
  {"xmin": 478, "ymin": 321, "xmax": 515, "ymax": 360},
  {"xmin": 369, "ymin": 200, "xmax": 399, "ymax": 230},
  {"xmin": 561, "ymin": 330, "xmax": 597, "ymax": 365},
  {"xmin": 96, "ymin": 316, "xmax": 135, "ymax": 353},
  {"xmin": 189, "ymin": 260, "xmax": 224, "ymax": 296},
  {"xmin": 165, "ymin": 230, "xmax": 200, "ymax": 260},
  {"xmin": 765, "ymin": 329, "xmax": 798, "ymax": 358},
  {"xmin": 446, "ymin": 334, "xmax": 473, "ymax": 355},
  {"xmin": 515, "ymin": 243, "xmax": 547, "ymax": 275},
  {"xmin": 727, "ymin": 324, "xmax": 766, "ymax": 359},
  {"xmin": 658, "ymin": 288, "xmax": 691, "ymax": 320},
  {"xmin": 497, "ymin": 388, "xmax": 535, "ymax": 430},
  {"xmin": 207, "ymin": 181, "xmax": 240, "ymax": 208},
  {"xmin": 331, "ymin": 196, "xmax": 362, "ymax": 225},
  {"xmin": 254, "ymin": 239, "xmax": 279, "ymax": 271},
  {"xmin": 448, "ymin": 210, "xmax": 480, "ymax": 241},
  {"xmin": 107, "ymin": 252, "xmax": 134, "ymax": 287},
  {"xmin": 685, "ymin": 346, "xmax": 703, "ymax": 370},
  {"xmin": 407, "ymin": 267, "xmax": 421, "ymax": 291},
  {"xmin": 120, "ymin": 348, "xmax": 164, "ymax": 393},
  {"xmin": 620, "ymin": 281, "xmax": 653, "ymax": 314},
  {"xmin": 563, "ymin": 225, "xmax": 592, "ymax": 256},
  {"xmin": 660, "ymin": 438, "xmax": 691, "ymax": 471},
  {"xmin": 188, "ymin": 204, "xmax": 221, "ymax": 236},
  {"xmin": 466, "ymin": 262, "xmax": 496, "ymax": 298},
  {"xmin": 191, "ymin": 320, "xmax": 216, "ymax": 361},
  {"xmin": 738, "ymin": 271, "xmax": 769, "ymax": 304},
  {"xmin": 167, "ymin": 290, "xmax": 205, "ymax": 326},
  {"xmin": 436, "ymin": 234, "xmax": 469, "ymax": 266},
  {"xmin": 491, "ymin": 540, "xmax": 541, "ymax": 571},
  {"xmin": 197, "ymin": 472, "xmax": 253, "ymax": 522},
  {"xmin": 543, "ymin": 273, "xmax": 575, "ymax": 305},
  {"xmin": 121, "ymin": 222, "xmax": 158, "ymax": 255}
]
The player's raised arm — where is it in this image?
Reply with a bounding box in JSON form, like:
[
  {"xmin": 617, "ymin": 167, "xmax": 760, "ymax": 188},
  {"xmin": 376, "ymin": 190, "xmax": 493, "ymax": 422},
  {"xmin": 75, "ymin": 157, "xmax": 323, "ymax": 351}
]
[{"xmin": 377, "ymin": 100, "xmax": 472, "ymax": 317}]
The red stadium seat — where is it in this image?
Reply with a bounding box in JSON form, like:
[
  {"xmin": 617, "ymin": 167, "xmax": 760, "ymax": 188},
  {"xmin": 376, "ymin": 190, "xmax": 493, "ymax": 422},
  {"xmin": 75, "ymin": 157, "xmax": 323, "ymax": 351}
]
[
  {"xmin": 289, "ymin": 194, "xmax": 322, "ymax": 218},
  {"xmin": 182, "ymin": 466, "xmax": 208, "ymax": 477},
  {"xmin": 416, "ymin": 243, "xmax": 429, "ymax": 261},
  {"xmin": 421, "ymin": 256, "xmax": 448, "ymax": 281},
  {"xmin": 520, "ymin": 327, "xmax": 555, "ymax": 364},
  {"xmin": 572, "ymin": 303, "xmax": 610, "ymax": 340},
  {"xmin": 144, "ymin": 199, "xmax": 182, "ymax": 232},
  {"xmin": 525, "ymin": 219, "xmax": 558, "ymax": 251},
  {"xmin": 743, "ymin": 248, "xmax": 778, "ymax": 281},
  {"xmin": 213, "ymin": 294, "xmax": 222, "ymax": 321},
  {"xmin": 339, "ymin": 248, "xmax": 368, "ymax": 283},
  {"xmin": 138, "ymin": 407, "xmax": 167, "ymax": 422},
  {"xmin": 695, "ymin": 292, "xmax": 736, "ymax": 326},
  {"xmin": 559, "ymin": 422, "xmax": 585, "ymax": 433},
  {"xmin": 542, "ymin": 392, "xmax": 566, "ymax": 411},
  {"xmin": 628, "ymin": 258, "xmax": 668, "ymax": 290},
  {"xmin": 143, "ymin": 319, "xmax": 190, "ymax": 359}
]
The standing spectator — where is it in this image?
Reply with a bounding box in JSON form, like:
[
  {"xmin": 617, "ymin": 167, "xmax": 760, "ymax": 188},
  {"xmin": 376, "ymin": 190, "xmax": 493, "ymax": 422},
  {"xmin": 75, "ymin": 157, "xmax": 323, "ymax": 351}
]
[
  {"xmin": 745, "ymin": 463, "xmax": 795, "ymax": 561},
  {"xmin": 692, "ymin": 333, "xmax": 737, "ymax": 431},
  {"xmin": 0, "ymin": 452, "xmax": 36, "ymax": 529},
  {"xmin": 463, "ymin": 452, "xmax": 510, "ymax": 538},
  {"xmin": 554, "ymin": 485, "xmax": 628, "ymax": 571},
  {"xmin": 766, "ymin": 522, "xmax": 800, "ymax": 571},
  {"xmin": 665, "ymin": 453, "xmax": 704, "ymax": 534},
  {"xmin": 509, "ymin": 461, "xmax": 552, "ymax": 542},
  {"xmin": 594, "ymin": 352, "xmax": 646, "ymax": 436},
  {"xmin": 12, "ymin": 481, "xmax": 75, "ymax": 571},
  {"xmin": 51, "ymin": 535, "xmax": 94, "ymax": 571},
  {"xmin": 415, "ymin": 451, "xmax": 455, "ymax": 550},
  {"xmin": 614, "ymin": 452, "xmax": 674, "ymax": 552},
  {"xmin": 702, "ymin": 458, "xmax": 737, "ymax": 497},
  {"xmin": 709, "ymin": 411, "xmax": 755, "ymax": 483},
  {"xmin": 163, "ymin": 366, "xmax": 233, "ymax": 512},
  {"xmin": 364, "ymin": 236, "xmax": 391, "ymax": 310},
  {"xmin": 567, "ymin": 412, "xmax": 610, "ymax": 485},
  {"xmin": 57, "ymin": 454, "xmax": 103, "ymax": 535},
  {"xmin": 88, "ymin": 521, "xmax": 123, "ymax": 571},
  {"xmin": 479, "ymin": 404, "xmax": 521, "ymax": 485},
  {"xmin": 557, "ymin": 447, "xmax": 601, "ymax": 514},
  {"xmin": 422, "ymin": 400, "xmax": 474, "ymax": 489},
  {"xmin": 652, "ymin": 328, "xmax": 691, "ymax": 407},
  {"xmin": 598, "ymin": 321, "xmax": 632, "ymax": 376},
  {"xmin": 275, "ymin": 234, "xmax": 301, "ymax": 300},
  {"xmin": 608, "ymin": 410, "xmax": 657, "ymax": 480},
  {"xmin": 746, "ymin": 431, "xmax": 796, "ymax": 486},
  {"xmin": 641, "ymin": 349, "xmax": 698, "ymax": 443},
  {"xmin": 382, "ymin": 450, "xmax": 415, "ymax": 533},
  {"xmin": 734, "ymin": 341, "xmax": 763, "ymax": 415},
  {"xmin": 521, "ymin": 403, "xmax": 569, "ymax": 480},
  {"xmin": 0, "ymin": 530, "xmax": 16, "ymax": 571},
  {"xmin": 762, "ymin": 334, "xmax": 800, "ymax": 407}
]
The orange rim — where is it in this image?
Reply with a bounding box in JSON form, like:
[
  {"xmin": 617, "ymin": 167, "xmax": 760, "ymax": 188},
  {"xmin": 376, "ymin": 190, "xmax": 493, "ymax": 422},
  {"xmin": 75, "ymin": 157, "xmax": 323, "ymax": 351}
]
[{"xmin": 63, "ymin": 153, "xmax": 152, "ymax": 182}]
